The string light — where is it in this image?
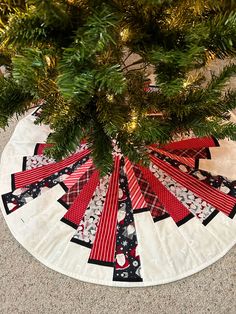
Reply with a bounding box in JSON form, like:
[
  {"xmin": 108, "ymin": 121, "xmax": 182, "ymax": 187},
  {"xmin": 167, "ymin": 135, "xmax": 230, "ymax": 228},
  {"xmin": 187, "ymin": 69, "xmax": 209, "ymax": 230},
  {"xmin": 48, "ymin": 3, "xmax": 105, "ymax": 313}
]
[
  {"xmin": 183, "ymin": 80, "xmax": 191, "ymax": 88},
  {"xmin": 120, "ymin": 28, "xmax": 130, "ymax": 42},
  {"xmin": 127, "ymin": 110, "xmax": 138, "ymax": 132},
  {"xmin": 45, "ymin": 56, "xmax": 52, "ymax": 67},
  {"xmin": 183, "ymin": 73, "xmax": 200, "ymax": 88},
  {"xmin": 107, "ymin": 94, "xmax": 114, "ymax": 102}
]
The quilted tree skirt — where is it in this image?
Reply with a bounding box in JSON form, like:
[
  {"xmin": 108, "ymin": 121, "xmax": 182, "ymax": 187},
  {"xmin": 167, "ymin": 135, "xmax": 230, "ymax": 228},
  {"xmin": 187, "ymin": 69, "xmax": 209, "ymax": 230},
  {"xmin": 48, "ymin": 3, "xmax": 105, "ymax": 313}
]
[{"xmin": 1, "ymin": 108, "xmax": 236, "ymax": 287}]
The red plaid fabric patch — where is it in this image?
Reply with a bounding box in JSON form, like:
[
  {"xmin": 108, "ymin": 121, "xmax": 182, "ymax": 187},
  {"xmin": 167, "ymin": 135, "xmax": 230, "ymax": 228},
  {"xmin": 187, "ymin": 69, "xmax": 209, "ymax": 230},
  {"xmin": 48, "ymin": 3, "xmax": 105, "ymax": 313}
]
[
  {"xmin": 167, "ymin": 148, "xmax": 210, "ymax": 159},
  {"xmin": 60, "ymin": 167, "xmax": 95, "ymax": 208},
  {"xmin": 133, "ymin": 166, "xmax": 167, "ymax": 220}
]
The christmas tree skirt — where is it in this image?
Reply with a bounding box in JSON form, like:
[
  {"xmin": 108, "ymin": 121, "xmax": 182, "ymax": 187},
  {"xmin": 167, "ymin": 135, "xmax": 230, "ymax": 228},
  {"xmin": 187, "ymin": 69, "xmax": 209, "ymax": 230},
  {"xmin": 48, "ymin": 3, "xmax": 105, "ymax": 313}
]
[{"xmin": 1, "ymin": 109, "xmax": 236, "ymax": 287}]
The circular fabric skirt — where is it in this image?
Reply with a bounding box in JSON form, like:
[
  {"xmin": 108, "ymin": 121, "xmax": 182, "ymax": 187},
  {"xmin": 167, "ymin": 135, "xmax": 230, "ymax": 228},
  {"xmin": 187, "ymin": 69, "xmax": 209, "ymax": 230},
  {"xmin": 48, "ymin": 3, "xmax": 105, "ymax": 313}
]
[{"xmin": 1, "ymin": 108, "xmax": 236, "ymax": 287}]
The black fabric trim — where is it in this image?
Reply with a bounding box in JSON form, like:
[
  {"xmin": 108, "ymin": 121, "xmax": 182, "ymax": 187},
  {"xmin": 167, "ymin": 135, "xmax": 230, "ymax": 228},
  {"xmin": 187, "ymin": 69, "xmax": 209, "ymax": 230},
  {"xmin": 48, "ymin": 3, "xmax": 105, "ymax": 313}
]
[
  {"xmin": 176, "ymin": 213, "xmax": 194, "ymax": 227},
  {"xmin": 59, "ymin": 182, "xmax": 69, "ymax": 192},
  {"xmin": 153, "ymin": 212, "xmax": 170, "ymax": 222},
  {"xmin": 229, "ymin": 204, "xmax": 236, "ymax": 219},
  {"xmin": 206, "ymin": 148, "xmax": 211, "ymax": 159},
  {"xmin": 70, "ymin": 237, "xmax": 92, "ymax": 248},
  {"xmin": 60, "ymin": 217, "xmax": 78, "ymax": 229},
  {"xmin": 88, "ymin": 259, "xmax": 114, "ymax": 267},
  {"xmin": 133, "ymin": 207, "xmax": 149, "ymax": 214},
  {"xmin": 31, "ymin": 106, "xmax": 41, "ymax": 116},
  {"xmin": 34, "ymin": 143, "xmax": 40, "ymax": 155},
  {"xmin": 57, "ymin": 198, "xmax": 70, "ymax": 209},
  {"xmin": 11, "ymin": 173, "xmax": 16, "ymax": 191},
  {"xmin": 202, "ymin": 210, "xmax": 219, "ymax": 226},
  {"xmin": 194, "ymin": 158, "xmax": 199, "ymax": 170},
  {"xmin": 22, "ymin": 156, "xmax": 27, "ymax": 171},
  {"xmin": 113, "ymin": 277, "xmax": 143, "ymax": 283},
  {"xmin": 2, "ymin": 195, "xmax": 10, "ymax": 215},
  {"xmin": 211, "ymin": 136, "xmax": 220, "ymax": 147}
]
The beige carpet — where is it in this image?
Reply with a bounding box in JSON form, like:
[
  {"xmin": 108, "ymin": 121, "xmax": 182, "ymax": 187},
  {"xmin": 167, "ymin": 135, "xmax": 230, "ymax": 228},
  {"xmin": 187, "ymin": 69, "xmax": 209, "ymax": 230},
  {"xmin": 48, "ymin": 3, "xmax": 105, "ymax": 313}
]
[{"xmin": 0, "ymin": 115, "xmax": 235, "ymax": 314}]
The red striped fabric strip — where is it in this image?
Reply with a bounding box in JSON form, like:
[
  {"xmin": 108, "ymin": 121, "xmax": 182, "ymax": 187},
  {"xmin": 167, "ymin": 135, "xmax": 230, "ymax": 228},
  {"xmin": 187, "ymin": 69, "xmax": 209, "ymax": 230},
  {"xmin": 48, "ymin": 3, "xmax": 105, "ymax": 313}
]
[
  {"xmin": 149, "ymin": 146, "xmax": 195, "ymax": 168},
  {"xmin": 63, "ymin": 159, "xmax": 93, "ymax": 189},
  {"xmin": 162, "ymin": 136, "xmax": 218, "ymax": 151},
  {"xmin": 88, "ymin": 156, "xmax": 120, "ymax": 266},
  {"xmin": 125, "ymin": 158, "xmax": 147, "ymax": 211},
  {"xmin": 150, "ymin": 155, "xmax": 236, "ymax": 216},
  {"xmin": 62, "ymin": 169, "xmax": 100, "ymax": 227},
  {"xmin": 139, "ymin": 165, "xmax": 193, "ymax": 225},
  {"xmin": 13, "ymin": 149, "xmax": 90, "ymax": 189}
]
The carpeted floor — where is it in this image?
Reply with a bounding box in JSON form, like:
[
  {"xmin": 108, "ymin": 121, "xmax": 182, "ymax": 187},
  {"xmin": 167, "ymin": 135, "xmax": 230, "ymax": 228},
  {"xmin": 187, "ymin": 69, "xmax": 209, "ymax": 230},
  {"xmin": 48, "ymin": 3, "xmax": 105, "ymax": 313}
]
[{"xmin": 0, "ymin": 115, "xmax": 235, "ymax": 314}]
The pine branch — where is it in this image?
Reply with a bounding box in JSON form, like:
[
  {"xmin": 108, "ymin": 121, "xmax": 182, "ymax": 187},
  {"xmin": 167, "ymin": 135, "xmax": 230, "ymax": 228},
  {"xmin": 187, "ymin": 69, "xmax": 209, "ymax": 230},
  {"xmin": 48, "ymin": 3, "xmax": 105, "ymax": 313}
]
[
  {"xmin": 206, "ymin": 63, "xmax": 236, "ymax": 95},
  {"xmin": 185, "ymin": 11, "xmax": 236, "ymax": 58},
  {"xmin": 45, "ymin": 118, "xmax": 86, "ymax": 161},
  {"xmin": 12, "ymin": 48, "xmax": 48, "ymax": 97},
  {"xmin": 1, "ymin": 7, "xmax": 48, "ymax": 47},
  {"xmin": 132, "ymin": 116, "xmax": 172, "ymax": 144},
  {"xmin": 27, "ymin": 0, "xmax": 70, "ymax": 28},
  {"xmin": 0, "ymin": 76, "xmax": 31, "ymax": 127},
  {"xmin": 88, "ymin": 120, "xmax": 114, "ymax": 176},
  {"xmin": 94, "ymin": 64, "xmax": 127, "ymax": 94},
  {"xmin": 185, "ymin": 117, "xmax": 236, "ymax": 141},
  {"xmin": 96, "ymin": 94, "xmax": 128, "ymax": 137}
]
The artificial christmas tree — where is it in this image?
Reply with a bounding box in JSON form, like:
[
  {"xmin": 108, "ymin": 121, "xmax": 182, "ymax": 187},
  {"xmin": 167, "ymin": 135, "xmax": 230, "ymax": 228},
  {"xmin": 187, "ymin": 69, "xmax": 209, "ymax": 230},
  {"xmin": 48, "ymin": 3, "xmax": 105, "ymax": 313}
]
[
  {"xmin": 0, "ymin": 0, "xmax": 236, "ymax": 286},
  {"xmin": 1, "ymin": 0, "xmax": 236, "ymax": 173}
]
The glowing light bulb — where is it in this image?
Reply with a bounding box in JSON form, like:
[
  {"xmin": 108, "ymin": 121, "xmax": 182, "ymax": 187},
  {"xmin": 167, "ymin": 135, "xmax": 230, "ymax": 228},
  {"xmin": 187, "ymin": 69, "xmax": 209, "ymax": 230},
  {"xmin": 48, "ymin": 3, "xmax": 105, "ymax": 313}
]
[
  {"xmin": 45, "ymin": 56, "xmax": 51, "ymax": 67},
  {"xmin": 107, "ymin": 94, "xmax": 114, "ymax": 102},
  {"xmin": 183, "ymin": 81, "xmax": 190, "ymax": 88},
  {"xmin": 120, "ymin": 28, "xmax": 130, "ymax": 42},
  {"xmin": 127, "ymin": 110, "xmax": 138, "ymax": 132}
]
